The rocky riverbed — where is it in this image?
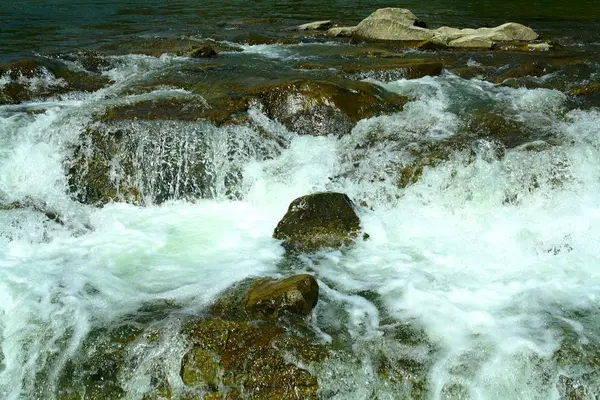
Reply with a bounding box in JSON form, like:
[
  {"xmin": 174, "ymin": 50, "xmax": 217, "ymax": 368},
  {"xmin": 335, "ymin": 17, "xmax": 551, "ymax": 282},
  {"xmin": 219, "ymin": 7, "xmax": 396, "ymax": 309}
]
[{"xmin": 1, "ymin": 5, "xmax": 600, "ymax": 400}]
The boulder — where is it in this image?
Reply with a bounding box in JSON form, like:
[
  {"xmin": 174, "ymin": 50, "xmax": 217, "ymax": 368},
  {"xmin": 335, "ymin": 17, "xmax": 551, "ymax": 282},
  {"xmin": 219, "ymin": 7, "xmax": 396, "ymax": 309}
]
[
  {"xmin": 184, "ymin": 44, "xmax": 218, "ymax": 58},
  {"xmin": 353, "ymin": 8, "xmax": 433, "ymax": 42},
  {"xmin": 250, "ymin": 80, "xmax": 407, "ymax": 136},
  {"xmin": 298, "ymin": 20, "xmax": 333, "ymax": 31},
  {"xmin": 273, "ymin": 192, "xmax": 362, "ymax": 253},
  {"xmin": 245, "ymin": 274, "xmax": 319, "ymax": 317}
]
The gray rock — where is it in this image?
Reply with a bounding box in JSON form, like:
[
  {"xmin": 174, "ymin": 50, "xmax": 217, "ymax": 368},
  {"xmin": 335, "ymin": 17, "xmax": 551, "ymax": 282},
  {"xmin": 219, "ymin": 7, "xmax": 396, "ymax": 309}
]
[
  {"xmin": 328, "ymin": 26, "xmax": 357, "ymax": 37},
  {"xmin": 353, "ymin": 8, "xmax": 433, "ymax": 41},
  {"xmin": 297, "ymin": 20, "xmax": 333, "ymax": 31}
]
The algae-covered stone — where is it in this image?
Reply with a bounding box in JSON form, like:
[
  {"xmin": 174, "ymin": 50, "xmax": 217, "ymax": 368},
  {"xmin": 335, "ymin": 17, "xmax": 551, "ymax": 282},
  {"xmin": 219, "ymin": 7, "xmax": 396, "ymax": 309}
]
[
  {"xmin": 0, "ymin": 58, "xmax": 110, "ymax": 105},
  {"xmin": 181, "ymin": 318, "xmax": 324, "ymax": 399},
  {"xmin": 251, "ymin": 80, "xmax": 407, "ymax": 136},
  {"xmin": 245, "ymin": 274, "xmax": 319, "ymax": 317},
  {"xmin": 273, "ymin": 192, "xmax": 362, "ymax": 253}
]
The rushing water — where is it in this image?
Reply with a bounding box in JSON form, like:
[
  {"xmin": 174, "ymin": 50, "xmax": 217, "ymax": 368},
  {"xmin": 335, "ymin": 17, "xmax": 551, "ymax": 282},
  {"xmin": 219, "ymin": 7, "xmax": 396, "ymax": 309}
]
[{"xmin": 2, "ymin": 1, "xmax": 600, "ymax": 399}]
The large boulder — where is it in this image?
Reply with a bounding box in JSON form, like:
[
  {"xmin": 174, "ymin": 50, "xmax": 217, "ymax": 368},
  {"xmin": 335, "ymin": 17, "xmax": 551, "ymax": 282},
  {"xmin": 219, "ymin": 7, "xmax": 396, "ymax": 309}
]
[
  {"xmin": 250, "ymin": 80, "xmax": 407, "ymax": 136},
  {"xmin": 346, "ymin": 8, "xmax": 540, "ymax": 50},
  {"xmin": 273, "ymin": 192, "xmax": 362, "ymax": 253},
  {"xmin": 353, "ymin": 8, "xmax": 433, "ymax": 42}
]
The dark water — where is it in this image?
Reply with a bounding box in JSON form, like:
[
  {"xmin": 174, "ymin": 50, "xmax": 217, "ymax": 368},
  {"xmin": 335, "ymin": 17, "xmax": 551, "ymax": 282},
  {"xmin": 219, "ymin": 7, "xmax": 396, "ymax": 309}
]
[{"xmin": 2, "ymin": 0, "xmax": 600, "ymax": 63}]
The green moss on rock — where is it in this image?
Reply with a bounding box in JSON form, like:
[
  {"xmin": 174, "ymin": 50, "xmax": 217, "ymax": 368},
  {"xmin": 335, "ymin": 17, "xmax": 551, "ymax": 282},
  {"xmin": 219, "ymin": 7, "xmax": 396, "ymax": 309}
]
[{"xmin": 273, "ymin": 192, "xmax": 362, "ymax": 253}]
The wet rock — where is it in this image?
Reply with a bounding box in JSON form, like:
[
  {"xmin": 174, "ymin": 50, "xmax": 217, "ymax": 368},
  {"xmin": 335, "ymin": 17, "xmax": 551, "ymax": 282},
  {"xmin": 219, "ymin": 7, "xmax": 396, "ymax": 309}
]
[
  {"xmin": 181, "ymin": 318, "xmax": 325, "ymax": 399},
  {"xmin": 184, "ymin": 45, "xmax": 218, "ymax": 58},
  {"xmin": 0, "ymin": 197, "xmax": 64, "ymax": 225},
  {"xmin": 327, "ymin": 26, "xmax": 356, "ymax": 37},
  {"xmin": 495, "ymin": 61, "xmax": 552, "ymax": 84},
  {"xmin": 245, "ymin": 274, "xmax": 319, "ymax": 317},
  {"xmin": 298, "ymin": 59, "xmax": 443, "ymax": 81},
  {"xmin": 250, "ymin": 80, "xmax": 407, "ymax": 136},
  {"xmin": 273, "ymin": 192, "xmax": 362, "ymax": 253},
  {"xmin": 298, "ymin": 20, "xmax": 333, "ymax": 31},
  {"xmin": 353, "ymin": 8, "xmax": 433, "ymax": 42},
  {"xmin": 569, "ymin": 82, "xmax": 600, "ymax": 97},
  {"xmin": 0, "ymin": 58, "xmax": 111, "ymax": 105}
]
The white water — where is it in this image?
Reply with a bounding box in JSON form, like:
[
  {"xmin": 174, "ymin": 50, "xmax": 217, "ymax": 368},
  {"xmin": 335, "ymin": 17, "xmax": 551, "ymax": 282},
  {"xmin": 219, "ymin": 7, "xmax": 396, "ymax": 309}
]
[{"xmin": 1, "ymin": 55, "xmax": 600, "ymax": 399}]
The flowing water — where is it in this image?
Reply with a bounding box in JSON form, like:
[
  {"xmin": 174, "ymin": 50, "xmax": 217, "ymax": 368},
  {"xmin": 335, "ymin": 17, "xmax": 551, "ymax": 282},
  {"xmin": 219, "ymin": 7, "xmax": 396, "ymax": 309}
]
[{"xmin": 2, "ymin": 1, "xmax": 600, "ymax": 399}]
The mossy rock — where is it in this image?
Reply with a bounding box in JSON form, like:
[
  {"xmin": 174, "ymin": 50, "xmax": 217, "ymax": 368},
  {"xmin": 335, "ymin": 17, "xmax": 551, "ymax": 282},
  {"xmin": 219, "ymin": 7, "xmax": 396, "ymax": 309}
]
[
  {"xmin": 273, "ymin": 192, "xmax": 362, "ymax": 253},
  {"xmin": 248, "ymin": 80, "xmax": 407, "ymax": 136},
  {"xmin": 181, "ymin": 318, "xmax": 325, "ymax": 399},
  {"xmin": 244, "ymin": 274, "xmax": 319, "ymax": 318},
  {"xmin": 569, "ymin": 82, "xmax": 600, "ymax": 97},
  {"xmin": 298, "ymin": 59, "xmax": 443, "ymax": 82},
  {"xmin": 99, "ymin": 95, "xmax": 210, "ymax": 122},
  {"xmin": 494, "ymin": 61, "xmax": 553, "ymax": 84},
  {"xmin": 184, "ymin": 45, "xmax": 218, "ymax": 58},
  {"xmin": 0, "ymin": 58, "xmax": 111, "ymax": 105},
  {"xmin": 67, "ymin": 121, "xmax": 212, "ymax": 206}
]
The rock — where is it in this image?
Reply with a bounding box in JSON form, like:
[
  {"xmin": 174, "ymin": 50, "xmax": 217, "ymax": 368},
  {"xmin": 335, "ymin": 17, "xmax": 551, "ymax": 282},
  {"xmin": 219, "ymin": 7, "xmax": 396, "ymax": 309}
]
[
  {"xmin": 298, "ymin": 20, "xmax": 333, "ymax": 31},
  {"xmin": 447, "ymin": 35, "xmax": 495, "ymax": 50},
  {"xmin": 181, "ymin": 318, "xmax": 325, "ymax": 399},
  {"xmin": 184, "ymin": 45, "xmax": 218, "ymax": 58},
  {"xmin": 353, "ymin": 8, "xmax": 433, "ymax": 42},
  {"xmin": 349, "ymin": 8, "xmax": 539, "ymax": 49},
  {"xmin": 245, "ymin": 274, "xmax": 319, "ymax": 317},
  {"xmin": 569, "ymin": 82, "xmax": 600, "ymax": 97},
  {"xmin": 250, "ymin": 80, "xmax": 407, "ymax": 136},
  {"xmin": 273, "ymin": 192, "xmax": 362, "ymax": 253},
  {"xmin": 327, "ymin": 26, "xmax": 357, "ymax": 37},
  {"xmin": 495, "ymin": 62, "xmax": 551, "ymax": 83},
  {"xmin": 0, "ymin": 58, "xmax": 111, "ymax": 105}
]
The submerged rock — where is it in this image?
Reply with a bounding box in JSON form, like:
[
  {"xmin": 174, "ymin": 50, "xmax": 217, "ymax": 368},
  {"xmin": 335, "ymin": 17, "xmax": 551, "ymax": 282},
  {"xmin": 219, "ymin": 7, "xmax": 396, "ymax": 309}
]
[
  {"xmin": 273, "ymin": 192, "xmax": 362, "ymax": 253},
  {"xmin": 298, "ymin": 59, "xmax": 443, "ymax": 82},
  {"xmin": 184, "ymin": 44, "xmax": 218, "ymax": 58},
  {"xmin": 0, "ymin": 58, "xmax": 110, "ymax": 105},
  {"xmin": 245, "ymin": 274, "xmax": 319, "ymax": 317}
]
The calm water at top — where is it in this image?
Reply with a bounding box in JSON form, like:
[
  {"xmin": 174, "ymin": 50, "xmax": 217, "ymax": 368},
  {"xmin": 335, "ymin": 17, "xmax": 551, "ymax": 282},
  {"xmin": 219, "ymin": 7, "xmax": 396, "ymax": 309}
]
[{"xmin": 2, "ymin": 0, "xmax": 600, "ymax": 62}]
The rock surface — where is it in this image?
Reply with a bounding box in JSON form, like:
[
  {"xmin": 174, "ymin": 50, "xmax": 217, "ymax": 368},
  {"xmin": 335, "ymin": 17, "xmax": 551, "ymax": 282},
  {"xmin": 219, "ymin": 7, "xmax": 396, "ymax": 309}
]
[
  {"xmin": 273, "ymin": 192, "xmax": 362, "ymax": 253},
  {"xmin": 353, "ymin": 8, "xmax": 433, "ymax": 42},
  {"xmin": 245, "ymin": 274, "xmax": 319, "ymax": 317},
  {"xmin": 339, "ymin": 8, "xmax": 540, "ymax": 50},
  {"xmin": 298, "ymin": 20, "xmax": 333, "ymax": 31}
]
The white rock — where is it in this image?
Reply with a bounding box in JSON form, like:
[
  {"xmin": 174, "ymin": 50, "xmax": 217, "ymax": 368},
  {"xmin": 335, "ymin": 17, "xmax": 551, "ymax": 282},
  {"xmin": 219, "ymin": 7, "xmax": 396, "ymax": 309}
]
[
  {"xmin": 327, "ymin": 26, "xmax": 357, "ymax": 37},
  {"xmin": 298, "ymin": 20, "xmax": 333, "ymax": 31},
  {"xmin": 353, "ymin": 8, "xmax": 433, "ymax": 41},
  {"xmin": 448, "ymin": 35, "xmax": 495, "ymax": 49}
]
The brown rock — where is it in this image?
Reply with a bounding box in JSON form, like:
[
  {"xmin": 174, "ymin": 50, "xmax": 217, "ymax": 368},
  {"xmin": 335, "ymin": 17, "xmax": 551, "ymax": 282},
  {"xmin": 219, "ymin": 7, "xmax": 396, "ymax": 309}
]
[{"xmin": 245, "ymin": 274, "xmax": 319, "ymax": 317}]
